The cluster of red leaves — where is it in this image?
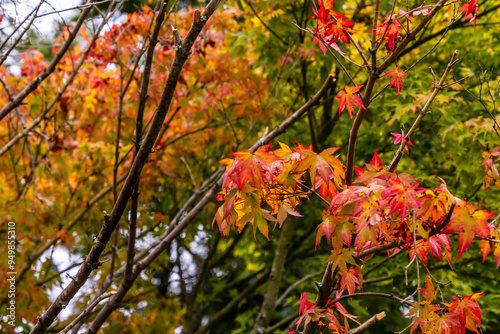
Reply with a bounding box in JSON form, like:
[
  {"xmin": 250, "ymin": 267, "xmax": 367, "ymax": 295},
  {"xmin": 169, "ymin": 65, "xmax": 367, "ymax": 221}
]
[
  {"xmin": 336, "ymin": 85, "xmax": 365, "ymax": 118},
  {"xmin": 311, "ymin": 0, "xmax": 356, "ymax": 55},
  {"xmin": 385, "ymin": 65, "xmax": 408, "ymax": 95},
  {"xmin": 213, "ymin": 142, "xmax": 344, "ymax": 239},
  {"xmin": 332, "ymin": 69, "xmax": 409, "ymax": 118},
  {"xmin": 407, "ymin": 276, "xmax": 483, "ymax": 334},
  {"xmin": 293, "ymin": 292, "xmax": 353, "ymax": 333},
  {"xmin": 214, "ymin": 146, "xmax": 496, "ymax": 333},
  {"xmin": 370, "ymin": 10, "xmax": 409, "ymax": 52},
  {"xmin": 311, "ymin": 0, "xmax": 419, "ymax": 54}
]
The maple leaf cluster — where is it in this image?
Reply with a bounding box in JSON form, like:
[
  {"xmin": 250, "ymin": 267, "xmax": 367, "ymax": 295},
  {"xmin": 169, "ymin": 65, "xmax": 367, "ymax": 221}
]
[
  {"xmin": 407, "ymin": 276, "xmax": 483, "ymax": 334},
  {"xmin": 311, "ymin": 0, "xmax": 356, "ymax": 56},
  {"xmin": 215, "ymin": 145, "xmax": 497, "ymax": 333},
  {"xmin": 213, "ymin": 142, "xmax": 344, "ymax": 239},
  {"xmin": 295, "ymin": 292, "xmax": 352, "ymax": 332},
  {"xmin": 459, "ymin": 0, "xmax": 479, "ymax": 27},
  {"xmin": 311, "ymin": 0, "xmax": 429, "ymax": 55},
  {"xmin": 312, "ymin": 1, "xmax": 478, "ymax": 56}
]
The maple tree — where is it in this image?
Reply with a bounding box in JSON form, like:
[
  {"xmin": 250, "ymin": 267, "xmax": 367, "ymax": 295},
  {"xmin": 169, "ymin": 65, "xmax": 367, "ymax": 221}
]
[{"xmin": 1, "ymin": 0, "xmax": 500, "ymax": 333}]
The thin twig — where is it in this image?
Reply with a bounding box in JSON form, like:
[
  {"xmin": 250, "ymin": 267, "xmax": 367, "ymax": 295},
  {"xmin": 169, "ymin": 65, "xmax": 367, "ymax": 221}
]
[{"xmin": 388, "ymin": 50, "xmax": 462, "ymax": 172}]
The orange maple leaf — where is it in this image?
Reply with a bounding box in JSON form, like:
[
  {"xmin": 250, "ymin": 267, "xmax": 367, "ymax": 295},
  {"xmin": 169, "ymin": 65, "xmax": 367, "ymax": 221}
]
[
  {"xmin": 336, "ymin": 85, "xmax": 365, "ymax": 118},
  {"xmin": 384, "ymin": 66, "xmax": 408, "ymax": 95},
  {"xmin": 326, "ymin": 11, "xmax": 356, "ymax": 44},
  {"xmin": 441, "ymin": 201, "xmax": 495, "ymax": 259},
  {"xmin": 324, "ymin": 0, "xmax": 335, "ymax": 10}
]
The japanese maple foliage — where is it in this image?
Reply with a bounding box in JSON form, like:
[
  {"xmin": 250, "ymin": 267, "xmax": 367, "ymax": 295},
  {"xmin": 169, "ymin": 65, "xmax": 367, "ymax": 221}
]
[
  {"xmin": 212, "ymin": 1, "xmax": 498, "ymax": 332},
  {"xmin": 1, "ymin": 0, "xmax": 498, "ymax": 333},
  {"xmin": 214, "ymin": 146, "xmax": 495, "ymax": 333}
]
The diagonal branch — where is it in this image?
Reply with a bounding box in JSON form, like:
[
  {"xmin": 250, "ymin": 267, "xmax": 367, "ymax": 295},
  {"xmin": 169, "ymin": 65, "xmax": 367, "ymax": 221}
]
[
  {"xmin": 349, "ymin": 312, "xmax": 386, "ymax": 334},
  {"xmin": 388, "ymin": 50, "xmax": 461, "ymax": 172},
  {"xmin": 345, "ymin": 0, "xmax": 449, "ymax": 185},
  {"xmin": 0, "ymin": 2, "xmax": 96, "ymax": 122},
  {"xmin": 76, "ymin": 73, "xmax": 334, "ymax": 333},
  {"xmin": 29, "ymin": 1, "xmax": 224, "ymax": 333}
]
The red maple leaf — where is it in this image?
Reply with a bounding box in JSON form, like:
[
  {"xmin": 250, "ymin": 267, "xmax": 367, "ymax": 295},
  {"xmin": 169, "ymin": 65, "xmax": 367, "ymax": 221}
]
[
  {"xmin": 441, "ymin": 201, "xmax": 495, "ymax": 259},
  {"xmin": 458, "ymin": 0, "xmax": 479, "ymax": 27},
  {"xmin": 384, "ymin": 66, "xmax": 408, "ymax": 95},
  {"xmin": 336, "ymin": 85, "xmax": 365, "ymax": 118},
  {"xmin": 226, "ymin": 144, "xmax": 280, "ymax": 190},
  {"xmin": 368, "ymin": 150, "xmax": 383, "ymax": 171},
  {"xmin": 311, "ymin": 1, "xmax": 330, "ymax": 27},
  {"xmin": 369, "ymin": 15, "xmax": 403, "ymax": 51},
  {"xmin": 430, "ymin": 313, "xmax": 464, "ymax": 334},
  {"xmin": 445, "ymin": 292, "xmax": 483, "ymax": 333},
  {"xmin": 299, "ymin": 292, "xmax": 313, "ymax": 315},
  {"xmin": 339, "ymin": 267, "xmax": 361, "ymax": 294},
  {"xmin": 296, "ymin": 147, "xmax": 345, "ymax": 189},
  {"xmin": 427, "ymin": 234, "xmax": 452, "ymax": 263},
  {"xmin": 296, "ymin": 292, "xmax": 317, "ymax": 329},
  {"xmin": 420, "ymin": 276, "xmax": 438, "ymax": 303},
  {"xmin": 325, "ymin": 11, "xmax": 356, "ymax": 44},
  {"xmin": 391, "ymin": 132, "xmax": 414, "ymax": 155},
  {"xmin": 381, "ymin": 177, "xmax": 422, "ymax": 222}
]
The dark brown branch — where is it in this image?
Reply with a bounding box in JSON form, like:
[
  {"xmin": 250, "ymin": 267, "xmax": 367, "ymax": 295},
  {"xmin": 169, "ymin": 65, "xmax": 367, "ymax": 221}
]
[
  {"xmin": 126, "ymin": 0, "xmax": 168, "ymax": 289},
  {"xmin": 58, "ymin": 292, "xmax": 116, "ymax": 334},
  {"xmin": 0, "ymin": 2, "xmax": 95, "ymax": 122},
  {"xmin": 29, "ymin": 1, "xmax": 225, "ymax": 330},
  {"xmin": 345, "ymin": 0, "xmax": 449, "ymax": 185},
  {"xmin": 325, "ymin": 292, "xmax": 413, "ymax": 310}
]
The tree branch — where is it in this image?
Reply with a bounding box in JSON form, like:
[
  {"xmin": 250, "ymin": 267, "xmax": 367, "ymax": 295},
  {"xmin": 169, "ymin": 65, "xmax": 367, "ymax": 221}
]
[
  {"xmin": 348, "ymin": 312, "xmax": 386, "ymax": 334},
  {"xmin": 0, "ymin": 2, "xmax": 95, "ymax": 122},
  {"xmin": 388, "ymin": 50, "xmax": 460, "ymax": 172},
  {"xmin": 252, "ymin": 220, "xmax": 294, "ymax": 334},
  {"xmin": 345, "ymin": 0, "xmax": 449, "ymax": 185},
  {"xmin": 29, "ymin": 1, "xmax": 224, "ymax": 332}
]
